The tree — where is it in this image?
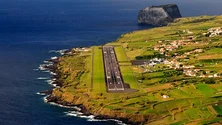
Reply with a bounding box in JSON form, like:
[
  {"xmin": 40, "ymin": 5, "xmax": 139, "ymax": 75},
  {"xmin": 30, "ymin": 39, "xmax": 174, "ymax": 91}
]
[{"xmin": 204, "ymin": 78, "xmax": 215, "ymax": 84}]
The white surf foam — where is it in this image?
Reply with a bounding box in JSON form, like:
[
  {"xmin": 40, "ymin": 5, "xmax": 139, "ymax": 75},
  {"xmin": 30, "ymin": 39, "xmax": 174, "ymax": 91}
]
[
  {"xmin": 46, "ymin": 79, "xmax": 54, "ymax": 84},
  {"xmin": 65, "ymin": 111, "xmax": 127, "ymax": 125},
  {"xmin": 42, "ymin": 70, "xmax": 50, "ymax": 73},
  {"xmin": 65, "ymin": 111, "xmax": 94, "ymax": 119},
  {"xmin": 108, "ymin": 119, "xmax": 127, "ymax": 125},
  {"xmin": 43, "ymin": 96, "xmax": 80, "ymax": 109},
  {"xmin": 51, "ymin": 56, "xmax": 58, "ymax": 60},
  {"xmin": 39, "ymin": 64, "xmax": 48, "ymax": 71},
  {"xmin": 52, "ymin": 78, "xmax": 57, "ymax": 81},
  {"xmin": 43, "ymin": 96, "xmax": 49, "ymax": 103},
  {"xmin": 49, "ymin": 49, "xmax": 68, "ymax": 55},
  {"xmin": 42, "ymin": 88, "xmax": 126, "ymax": 125},
  {"xmin": 87, "ymin": 117, "xmax": 127, "ymax": 125},
  {"xmin": 65, "ymin": 111, "xmax": 83, "ymax": 116},
  {"xmin": 36, "ymin": 92, "xmax": 46, "ymax": 96},
  {"xmin": 50, "ymin": 72, "xmax": 57, "ymax": 75},
  {"xmin": 37, "ymin": 77, "xmax": 50, "ymax": 80},
  {"xmin": 44, "ymin": 60, "xmax": 53, "ymax": 64},
  {"xmin": 46, "ymin": 80, "xmax": 57, "ymax": 87},
  {"xmin": 48, "ymin": 102, "xmax": 77, "ymax": 109}
]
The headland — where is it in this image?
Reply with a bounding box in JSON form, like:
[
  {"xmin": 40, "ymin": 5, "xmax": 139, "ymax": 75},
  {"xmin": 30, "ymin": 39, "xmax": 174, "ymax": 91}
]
[{"xmin": 41, "ymin": 15, "xmax": 222, "ymax": 125}]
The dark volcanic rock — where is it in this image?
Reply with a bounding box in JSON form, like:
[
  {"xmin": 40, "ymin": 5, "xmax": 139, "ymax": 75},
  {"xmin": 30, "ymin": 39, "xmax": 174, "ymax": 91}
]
[
  {"xmin": 138, "ymin": 4, "xmax": 182, "ymax": 26},
  {"xmin": 39, "ymin": 90, "xmax": 52, "ymax": 95}
]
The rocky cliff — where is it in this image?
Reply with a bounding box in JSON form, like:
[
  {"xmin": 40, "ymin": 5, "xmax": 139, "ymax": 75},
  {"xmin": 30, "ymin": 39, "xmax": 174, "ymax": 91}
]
[{"xmin": 138, "ymin": 4, "xmax": 182, "ymax": 26}]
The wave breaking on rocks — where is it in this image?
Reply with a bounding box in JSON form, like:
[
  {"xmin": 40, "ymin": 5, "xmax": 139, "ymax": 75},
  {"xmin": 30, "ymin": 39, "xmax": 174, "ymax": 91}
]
[{"xmin": 65, "ymin": 111, "xmax": 127, "ymax": 125}]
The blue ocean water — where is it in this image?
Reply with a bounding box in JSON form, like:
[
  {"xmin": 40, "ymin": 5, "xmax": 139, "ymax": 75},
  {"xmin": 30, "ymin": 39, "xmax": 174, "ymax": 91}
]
[{"xmin": 0, "ymin": 0, "xmax": 221, "ymax": 125}]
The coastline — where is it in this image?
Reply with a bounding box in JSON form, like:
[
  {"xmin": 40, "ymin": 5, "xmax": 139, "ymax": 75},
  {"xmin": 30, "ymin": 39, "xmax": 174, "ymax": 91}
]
[
  {"xmin": 38, "ymin": 15, "xmax": 222, "ymax": 125},
  {"xmin": 38, "ymin": 50, "xmax": 142, "ymax": 125}
]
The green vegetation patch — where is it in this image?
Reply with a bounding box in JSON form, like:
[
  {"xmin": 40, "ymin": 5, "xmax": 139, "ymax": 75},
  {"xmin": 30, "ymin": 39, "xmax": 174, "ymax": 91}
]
[
  {"xmin": 120, "ymin": 66, "xmax": 139, "ymax": 89},
  {"xmin": 114, "ymin": 46, "xmax": 128, "ymax": 62},
  {"xmin": 185, "ymin": 107, "xmax": 213, "ymax": 120},
  {"xmin": 170, "ymin": 119, "xmax": 189, "ymax": 125},
  {"xmin": 185, "ymin": 108, "xmax": 202, "ymax": 120},
  {"xmin": 92, "ymin": 46, "xmax": 106, "ymax": 92},
  {"xmin": 181, "ymin": 84, "xmax": 203, "ymax": 97},
  {"xmin": 199, "ymin": 58, "xmax": 222, "ymax": 63},
  {"xmin": 213, "ymin": 105, "xmax": 222, "ymax": 115},
  {"xmin": 168, "ymin": 89, "xmax": 192, "ymax": 99},
  {"xmin": 195, "ymin": 84, "xmax": 216, "ymax": 97},
  {"xmin": 79, "ymin": 53, "xmax": 92, "ymax": 88},
  {"xmin": 200, "ymin": 117, "xmax": 222, "ymax": 125}
]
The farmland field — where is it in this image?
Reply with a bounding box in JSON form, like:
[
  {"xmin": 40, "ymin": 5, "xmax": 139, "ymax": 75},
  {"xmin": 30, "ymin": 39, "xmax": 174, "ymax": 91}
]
[
  {"xmin": 196, "ymin": 84, "xmax": 216, "ymax": 97},
  {"xmin": 213, "ymin": 105, "xmax": 222, "ymax": 115}
]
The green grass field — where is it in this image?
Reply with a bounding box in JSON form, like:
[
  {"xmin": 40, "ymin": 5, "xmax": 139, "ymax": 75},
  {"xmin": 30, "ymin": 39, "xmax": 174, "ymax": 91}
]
[
  {"xmin": 169, "ymin": 89, "xmax": 192, "ymax": 99},
  {"xmin": 181, "ymin": 84, "xmax": 203, "ymax": 97},
  {"xmin": 195, "ymin": 84, "xmax": 216, "ymax": 97},
  {"xmin": 185, "ymin": 107, "xmax": 213, "ymax": 120},
  {"xmin": 120, "ymin": 66, "xmax": 139, "ymax": 89},
  {"xmin": 114, "ymin": 46, "xmax": 128, "ymax": 62},
  {"xmin": 79, "ymin": 53, "xmax": 92, "ymax": 88},
  {"xmin": 92, "ymin": 46, "xmax": 106, "ymax": 92},
  {"xmin": 213, "ymin": 105, "xmax": 222, "ymax": 115}
]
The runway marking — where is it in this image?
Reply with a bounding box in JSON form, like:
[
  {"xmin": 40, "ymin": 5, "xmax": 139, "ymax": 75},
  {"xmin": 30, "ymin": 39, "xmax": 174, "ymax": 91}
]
[{"xmin": 102, "ymin": 46, "xmax": 125, "ymax": 92}]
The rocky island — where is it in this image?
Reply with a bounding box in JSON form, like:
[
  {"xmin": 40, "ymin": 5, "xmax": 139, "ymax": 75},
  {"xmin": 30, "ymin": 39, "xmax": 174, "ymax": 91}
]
[
  {"xmin": 41, "ymin": 15, "xmax": 222, "ymax": 125},
  {"xmin": 138, "ymin": 4, "xmax": 182, "ymax": 26}
]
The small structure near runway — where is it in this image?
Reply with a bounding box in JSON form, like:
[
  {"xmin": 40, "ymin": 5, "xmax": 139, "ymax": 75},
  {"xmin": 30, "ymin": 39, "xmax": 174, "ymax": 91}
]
[{"xmin": 102, "ymin": 46, "xmax": 133, "ymax": 92}]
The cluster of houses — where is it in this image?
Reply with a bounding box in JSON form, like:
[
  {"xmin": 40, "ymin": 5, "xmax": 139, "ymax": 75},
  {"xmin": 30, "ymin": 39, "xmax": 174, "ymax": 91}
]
[
  {"xmin": 146, "ymin": 58, "xmax": 164, "ymax": 66},
  {"xmin": 184, "ymin": 68, "xmax": 220, "ymax": 78},
  {"xmin": 138, "ymin": 56, "xmax": 221, "ymax": 78},
  {"xmin": 175, "ymin": 48, "xmax": 204, "ymax": 59},
  {"xmin": 163, "ymin": 58, "xmax": 220, "ymax": 78},
  {"xmin": 137, "ymin": 34, "xmax": 221, "ymax": 78},
  {"xmin": 137, "ymin": 58, "xmax": 180, "ymax": 72},
  {"xmin": 154, "ymin": 40, "xmax": 184, "ymax": 54},
  {"xmin": 136, "ymin": 58, "xmax": 166, "ymax": 72},
  {"xmin": 154, "ymin": 39, "xmax": 205, "ymax": 55},
  {"xmin": 203, "ymin": 27, "xmax": 222, "ymax": 37}
]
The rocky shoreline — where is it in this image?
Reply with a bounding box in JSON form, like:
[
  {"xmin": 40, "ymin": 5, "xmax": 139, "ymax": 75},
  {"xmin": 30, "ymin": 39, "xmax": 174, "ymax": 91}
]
[{"xmin": 39, "ymin": 49, "xmax": 141, "ymax": 125}]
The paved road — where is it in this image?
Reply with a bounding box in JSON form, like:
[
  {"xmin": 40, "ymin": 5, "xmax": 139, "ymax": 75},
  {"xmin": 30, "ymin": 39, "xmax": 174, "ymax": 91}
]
[{"xmin": 103, "ymin": 46, "xmax": 124, "ymax": 91}]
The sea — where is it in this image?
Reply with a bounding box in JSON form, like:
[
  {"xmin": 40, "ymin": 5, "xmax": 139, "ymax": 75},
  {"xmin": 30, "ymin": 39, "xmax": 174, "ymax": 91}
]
[{"xmin": 0, "ymin": 0, "xmax": 221, "ymax": 125}]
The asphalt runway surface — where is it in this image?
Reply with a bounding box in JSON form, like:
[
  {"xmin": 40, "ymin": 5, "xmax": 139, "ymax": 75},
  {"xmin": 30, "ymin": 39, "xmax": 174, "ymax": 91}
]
[{"xmin": 102, "ymin": 46, "xmax": 125, "ymax": 91}]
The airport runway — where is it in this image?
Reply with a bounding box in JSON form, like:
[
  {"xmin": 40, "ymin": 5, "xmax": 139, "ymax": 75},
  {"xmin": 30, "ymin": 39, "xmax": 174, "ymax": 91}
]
[{"xmin": 102, "ymin": 46, "xmax": 124, "ymax": 91}]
